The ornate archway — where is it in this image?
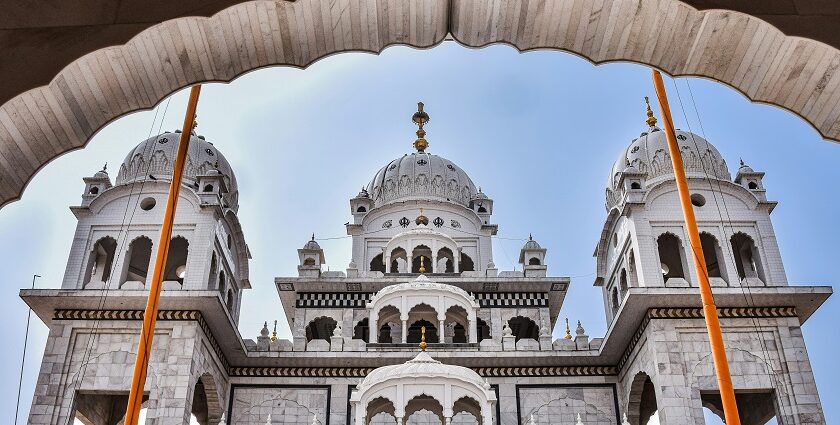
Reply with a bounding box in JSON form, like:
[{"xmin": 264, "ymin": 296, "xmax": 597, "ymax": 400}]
[{"xmin": 2, "ymin": 0, "xmax": 840, "ymax": 210}]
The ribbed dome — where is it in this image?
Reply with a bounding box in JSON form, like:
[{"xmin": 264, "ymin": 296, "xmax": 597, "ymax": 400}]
[
  {"xmin": 606, "ymin": 127, "xmax": 731, "ymax": 210},
  {"xmin": 366, "ymin": 152, "xmax": 477, "ymax": 209},
  {"xmin": 357, "ymin": 352, "xmax": 486, "ymax": 391},
  {"xmin": 116, "ymin": 132, "xmax": 239, "ymax": 210}
]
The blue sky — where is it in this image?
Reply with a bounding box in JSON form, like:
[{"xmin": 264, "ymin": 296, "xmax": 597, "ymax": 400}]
[{"xmin": 1, "ymin": 42, "xmax": 837, "ymax": 423}]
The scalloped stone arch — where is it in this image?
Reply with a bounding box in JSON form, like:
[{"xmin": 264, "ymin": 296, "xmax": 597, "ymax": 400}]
[{"xmin": 2, "ymin": 0, "xmax": 840, "ymax": 210}]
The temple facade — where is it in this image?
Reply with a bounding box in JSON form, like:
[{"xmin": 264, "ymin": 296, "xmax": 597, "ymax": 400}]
[{"xmin": 22, "ymin": 103, "xmax": 830, "ymax": 424}]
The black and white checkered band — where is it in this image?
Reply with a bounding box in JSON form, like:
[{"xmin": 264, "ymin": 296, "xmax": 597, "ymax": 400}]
[
  {"xmin": 296, "ymin": 292, "xmax": 373, "ymax": 308},
  {"xmin": 472, "ymin": 292, "xmax": 549, "ymax": 308},
  {"xmin": 295, "ymin": 292, "xmax": 549, "ymax": 309}
]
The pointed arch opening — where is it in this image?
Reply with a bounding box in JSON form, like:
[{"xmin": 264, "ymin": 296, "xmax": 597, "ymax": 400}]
[
  {"xmin": 354, "ymin": 318, "xmax": 370, "ymax": 343},
  {"xmin": 83, "ymin": 236, "xmax": 117, "ymax": 287},
  {"xmin": 163, "ymin": 236, "xmax": 189, "ymax": 284},
  {"xmin": 305, "ymin": 316, "xmax": 337, "ymax": 342},
  {"xmin": 627, "ymin": 372, "xmax": 658, "ymax": 425},
  {"xmin": 122, "ymin": 236, "xmax": 152, "ymax": 286},
  {"xmin": 656, "ymin": 233, "xmax": 686, "ymax": 283},
  {"xmin": 730, "ymin": 232, "xmax": 765, "ymax": 283},
  {"xmin": 370, "ymin": 253, "xmax": 385, "ymax": 273},
  {"xmin": 508, "ymin": 316, "xmax": 538, "ymax": 342}
]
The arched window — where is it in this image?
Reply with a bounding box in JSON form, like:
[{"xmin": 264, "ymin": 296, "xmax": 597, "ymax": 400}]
[
  {"xmin": 218, "ymin": 270, "xmax": 226, "ymax": 294},
  {"xmin": 123, "ymin": 236, "xmax": 153, "ymax": 284},
  {"xmin": 630, "ymin": 181, "xmax": 641, "ymax": 190},
  {"xmin": 460, "ymin": 253, "xmax": 475, "ymax": 272},
  {"xmin": 83, "ymin": 236, "xmax": 117, "ymax": 286},
  {"xmin": 477, "ymin": 206, "xmax": 487, "ymax": 213},
  {"xmin": 202, "ymin": 184, "xmax": 213, "ymax": 192},
  {"xmin": 377, "ymin": 323, "xmax": 393, "ymax": 344},
  {"xmin": 303, "ymin": 258, "xmax": 316, "ymax": 266},
  {"xmin": 356, "ymin": 206, "xmax": 367, "ymax": 213},
  {"xmin": 353, "ymin": 318, "xmax": 369, "ymax": 342},
  {"xmin": 437, "ymin": 247, "xmax": 454, "ymax": 273},
  {"xmin": 306, "ymin": 317, "xmax": 337, "ymax": 342},
  {"xmin": 730, "ymin": 232, "xmax": 765, "ymax": 282},
  {"xmin": 476, "ymin": 318, "xmax": 491, "ymax": 343},
  {"xmin": 656, "ymin": 233, "xmax": 685, "ymax": 282},
  {"xmin": 619, "ymin": 268, "xmax": 628, "ymax": 294},
  {"xmin": 163, "ymin": 236, "xmax": 188, "ymax": 284},
  {"xmin": 389, "ymin": 248, "xmax": 407, "ymax": 273},
  {"xmin": 407, "ymin": 319, "xmax": 438, "ymax": 344},
  {"xmin": 88, "ymin": 186, "xmax": 99, "ymax": 194},
  {"xmin": 411, "ymin": 245, "xmax": 432, "ymax": 273},
  {"xmin": 208, "ymin": 253, "xmax": 218, "ymax": 290},
  {"xmin": 370, "ymin": 253, "xmax": 385, "ymax": 273},
  {"xmin": 528, "ymin": 257, "xmax": 541, "ymax": 266},
  {"xmin": 627, "ymin": 372, "xmax": 658, "ymax": 425},
  {"xmin": 611, "ymin": 287, "xmax": 620, "ymax": 316},
  {"xmin": 226, "ymin": 289, "xmax": 235, "ymax": 313},
  {"xmin": 748, "ymin": 181, "xmax": 758, "ymax": 190},
  {"xmin": 700, "ymin": 233, "xmax": 725, "ymax": 279},
  {"xmin": 508, "ymin": 316, "xmax": 539, "ymax": 342}
]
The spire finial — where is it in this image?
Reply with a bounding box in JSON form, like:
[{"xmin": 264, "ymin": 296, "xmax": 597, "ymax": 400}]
[
  {"xmin": 191, "ymin": 114, "xmax": 198, "ymax": 134},
  {"xmin": 644, "ymin": 97, "xmax": 657, "ymax": 127},
  {"xmin": 419, "ymin": 255, "xmax": 427, "ymax": 274},
  {"xmin": 102, "ymin": 163, "xmax": 108, "ymax": 173},
  {"xmin": 419, "ymin": 325, "xmax": 427, "ymax": 351},
  {"xmin": 412, "ymin": 102, "xmax": 430, "ymax": 152},
  {"xmin": 271, "ymin": 320, "xmax": 278, "ymax": 342},
  {"xmin": 529, "ymin": 233, "xmax": 533, "ymax": 241},
  {"xmin": 740, "ymin": 158, "xmax": 745, "ymax": 167},
  {"xmin": 564, "ymin": 318, "xmax": 572, "ymax": 339},
  {"xmin": 311, "ymin": 233, "xmax": 315, "ymax": 241}
]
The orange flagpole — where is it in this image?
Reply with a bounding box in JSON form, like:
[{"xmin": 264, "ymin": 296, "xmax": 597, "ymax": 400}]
[
  {"xmin": 651, "ymin": 70, "xmax": 741, "ymax": 425},
  {"xmin": 124, "ymin": 85, "xmax": 201, "ymax": 425}
]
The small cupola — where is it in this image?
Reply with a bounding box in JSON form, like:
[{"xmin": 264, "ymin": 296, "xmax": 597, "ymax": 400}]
[
  {"xmin": 81, "ymin": 164, "xmax": 113, "ymax": 207},
  {"xmin": 298, "ymin": 234, "xmax": 326, "ymax": 277},
  {"xmin": 350, "ymin": 187, "xmax": 373, "ymax": 223},
  {"xmin": 196, "ymin": 164, "xmax": 229, "ymax": 206},
  {"xmin": 519, "ymin": 234, "xmax": 548, "ymax": 277},
  {"xmin": 734, "ymin": 159, "xmax": 767, "ymax": 201},
  {"xmin": 470, "ymin": 188, "xmax": 494, "ymax": 217}
]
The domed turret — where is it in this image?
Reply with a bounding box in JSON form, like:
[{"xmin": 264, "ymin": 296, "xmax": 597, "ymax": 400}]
[
  {"xmin": 116, "ymin": 132, "xmax": 239, "ymax": 211},
  {"xmin": 605, "ymin": 98, "xmax": 730, "ymax": 211}
]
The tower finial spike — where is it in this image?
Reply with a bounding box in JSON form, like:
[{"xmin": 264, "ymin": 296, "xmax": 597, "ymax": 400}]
[
  {"xmin": 412, "ymin": 102, "xmax": 430, "ymax": 152},
  {"xmin": 311, "ymin": 233, "xmax": 315, "ymax": 241},
  {"xmin": 564, "ymin": 318, "xmax": 572, "ymax": 339},
  {"xmin": 644, "ymin": 96, "xmax": 658, "ymax": 127},
  {"xmin": 102, "ymin": 162, "xmax": 108, "ymax": 172},
  {"xmin": 420, "ymin": 325, "xmax": 427, "ymax": 351}
]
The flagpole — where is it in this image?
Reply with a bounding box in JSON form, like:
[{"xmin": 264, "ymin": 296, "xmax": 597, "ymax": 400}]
[
  {"xmin": 124, "ymin": 85, "xmax": 201, "ymax": 425},
  {"xmin": 651, "ymin": 70, "xmax": 741, "ymax": 425}
]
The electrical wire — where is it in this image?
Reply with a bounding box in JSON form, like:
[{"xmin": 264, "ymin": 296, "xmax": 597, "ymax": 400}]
[{"xmin": 14, "ymin": 274, "xmax": 40, "ymax": 425}]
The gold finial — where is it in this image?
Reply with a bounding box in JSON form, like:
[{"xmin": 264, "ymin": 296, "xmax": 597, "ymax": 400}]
[
  {"xmin": 271, "ymin": 320, "xmax": 278, "ymax": 342},
  {"xmin": 564, "ymin": 318, "xmax": 572, "ymax": 339},
  {"xmin": 420, "ymin": 325, "xmax": 427, "ymax": 351},
  {"xmin": 191, "ymin": 114, "xmax": 199, "ymax": 133},
  {"xmin": 644, "ymin": 97, "xmax": 657, "ymax": 127},
  {"xmin": 419, "ymin": 255, "xmax": 427, "ymax": 274},
  {"xmin": 415, "ymin": 207, "xmax": 429, "ymax": 226},
  {"xmin": 412, "ymin": 102, "xmax": 430, "ymax": 152}
]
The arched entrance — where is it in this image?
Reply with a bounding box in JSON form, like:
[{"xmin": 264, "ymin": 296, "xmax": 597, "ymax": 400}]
[
  {"xmin": 2, "ymin": 0, "xmax": 840, "ymax": 210},
  {"xmin": 626, "ymin": 372, "xmax": 658, "ymax": 425}
]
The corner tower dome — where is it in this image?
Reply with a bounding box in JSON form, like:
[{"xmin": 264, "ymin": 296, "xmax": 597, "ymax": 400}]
[
  {"xmin": 115, "ymin": 132, "xmax": 239, "ymax": 210},
  {"xmin": 365, "ymin": 102, "xmax": 478, "ymax": 209},
  {"xmin": 605, "ymin": 98, "xmax": 731, "ymax": 211}
]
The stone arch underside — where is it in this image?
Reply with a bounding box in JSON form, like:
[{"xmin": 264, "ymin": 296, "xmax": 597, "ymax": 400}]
[{"xmin": 2, "ymin": 0, "xmax": 840, "ymax": 210}]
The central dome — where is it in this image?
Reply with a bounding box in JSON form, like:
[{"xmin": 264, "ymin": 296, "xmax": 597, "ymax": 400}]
[{"xmin": 366, "ymin": 152, "xmax": 477, "ymax": 208}]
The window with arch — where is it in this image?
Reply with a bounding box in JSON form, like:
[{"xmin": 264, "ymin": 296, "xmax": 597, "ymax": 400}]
[
  {"xmin": 476, "ymin": 318, "xmax": 491, "ymax": 343},
  {"xmin": 218, "ymin": 270, "xmax": 227, "ymax": 296},
  {"xmin": 411, "ymin": 245, "xmax": 432, "ymax": 273},
  {"xmin": 459, "ymin": 253, "xmax": 475, "ymax": 272},
  {"xmin": 508, "ymin": 316, "xmax": 539, "ymax": 342},
  {"xmin": 437, "ymin": 246, "xmax": 455, "ymax": 273},
  {"xmin": 88, "ymin": 186, "xmax": 99, "ymax": 194},
  {"xmin": 611, "ymin": 286, "xmax": 620, "ymax": 316},
  {"xmin": 163, "ymin": 236, "xmax": 189, "ymax": 284},
  {"xmin": 202, "ymin": 184, "xmax": 214, "ymax": 192},
  {"xmin": 370, "ymin": 253, "xmax": 385, "ymax": 273},
  {"xmin": 619, "ymin": 268, "xmax": 628, "ymax": 294},
  {"xmin": 353, "ymin": 318, "xmax": 369, "ymax": 342},
  {"xmin": 356, "ymin": 205, "xmax": 367, "ymax": 213},
  {"xmin": 528, "ymin": 257, "xmax": 541, "ymax": 266},
  {"xmin": 208, "ymin": 254, "xmax": 219, "ymax": 291},
  {"xmin": 656, "ymin": 233, "xmax": 686, "ymax": 282},
  {"xmin": 305, "ymin": 316, "xmax": 337, "ymax": 342},
  {"xmin": 700, "ymin": 232, "xmax": 725, "ymax": 279},
  {"xmin": 748, "ymin": 181, "xmax": 758, "ymax": 190},
  {"xmin": 630, "ymin": 181, "xmax": 641, "ymax": 190},
  {"xmin": 730, "ymin": 232, "xmax": 765, "ymax": 282},
  {"xmin": 389, "ymin": 247, "xmax": 407, "ymax": 273},
  {"xmin": 226, "ymin": 289, "xmax": 235, "ymax": 313},
  {"xmin": 83, "ymin": 236, "xmax": 117, "ymax": 286},
  {"xmin": 226, "ymin": 234, "xmax": 232, "ymax": 249},
  {"xmin": 123, "ymin": 236, "xmax": 153, "ymax": 284},
  {"xmin": 303, "ymin": 257, "xmax": 316, "ymax": 266}
]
